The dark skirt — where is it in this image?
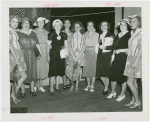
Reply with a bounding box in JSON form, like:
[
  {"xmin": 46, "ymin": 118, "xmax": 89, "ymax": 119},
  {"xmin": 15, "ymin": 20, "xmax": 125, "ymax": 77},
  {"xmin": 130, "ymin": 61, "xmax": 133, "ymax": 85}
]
[
  {"xmin": 49, "ymin": 46, "xmax": 65, "ymax": 77},
  {"xmin": 96, "ymin": 50, "xmax": 112, "ymax": 78},
  {"xmin": 110, "ymin": 53, "xmax": 127, "ymax": 83},
  {"xmin": 82, "ymin": 46, "xmax": 97, "ymax": 77}
]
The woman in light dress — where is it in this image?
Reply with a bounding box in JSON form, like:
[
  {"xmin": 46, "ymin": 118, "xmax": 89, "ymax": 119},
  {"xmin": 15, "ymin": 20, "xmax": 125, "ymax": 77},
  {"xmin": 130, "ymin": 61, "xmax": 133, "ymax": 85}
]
[
  {"xmin": 66, "ymin": 21, "xmax": 86, "ymax": 92},
  {"xmin": 124, "ymin": 13, "xmax": 142, "ymax": 108},
  {"xmin": 33, "ymin": 17, "xmax": 49, "ymax": 92},
  {"xmin": 9, "ymin": 15, "xmax": 27, "ymax": 103}
]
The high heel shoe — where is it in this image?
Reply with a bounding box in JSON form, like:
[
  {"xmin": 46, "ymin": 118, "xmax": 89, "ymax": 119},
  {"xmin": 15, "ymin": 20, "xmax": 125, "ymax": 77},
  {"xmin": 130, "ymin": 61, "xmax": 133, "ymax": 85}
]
[
  {"xmin": 107, "ymin": 92, "xmax": 116, "ymax": 98},
  {"xmin": 129, "ymin": 101, "xmax": 141, "ymax": 108},
  {"xmin": 21, "ymin": 93, "xmax": 25, "ymax": 99},
  {"xmin": 67, "ymin": 84, "xmax": 70, "ymax": 88},
  {"xmin": 63, "ymin": 85, "xmax": 67, "ymax": 90},
  {"xmin": 55, "ymin": 88, "xmax": 61, "ymax": 93},
  {"xmin": 76, "ymin": 86, "xmax": 79, "ymax": 92},
  {"xmin": 30, "ymin": 91, "xmax": 37, "ymax": 97},
  {"xmin": 90, "ymin": 86, "xmax": 94, "ymax": 92},
  {"xmin": 102, "ymin": 90, "xmax": 108, "ymax": 95},
  {"xmin": 124, "ymin": 101, "xmax": 134, "ymax": 106},
  {"xmin": 69, "ymin": 86, "xmax": 74, "ymax": 92},
  {"xmin": 49, "ymin": 90, "xmax": 55, "ymax": 96},
  {"xmin": 11, "ymin": 95, "xmax": 18, "ymax": 104},
  {"xmin": 116, "ymin": 95, "xmax": 125, "ymax": 101},
  {"xmin": 84, "ymin": 86, "xmax": 90, "ymax": 91}
]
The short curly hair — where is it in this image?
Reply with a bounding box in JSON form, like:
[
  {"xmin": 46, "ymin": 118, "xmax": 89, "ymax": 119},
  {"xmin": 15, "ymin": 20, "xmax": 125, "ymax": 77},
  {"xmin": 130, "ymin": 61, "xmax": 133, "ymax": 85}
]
[
  {"xmin": 71, "ymin": 21, "xmax": 85, "ymax": 34},
  {"xmin": 99, "ymin": 21, "xmax": 111, "ymax": 31}
]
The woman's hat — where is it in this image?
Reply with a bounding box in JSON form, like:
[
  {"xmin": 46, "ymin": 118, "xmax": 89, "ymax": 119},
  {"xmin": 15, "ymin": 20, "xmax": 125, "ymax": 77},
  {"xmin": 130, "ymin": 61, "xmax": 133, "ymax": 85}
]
[
  {"xmin": 9, "ymin": 15, "xmax": 20, "ymax": 22},
  {"xmin": 52, "ymin": 19, "xmax": 62, "ymax": 26},
  {"xmin": 33, "ymin": 17, "xmax": 49, "ymax": 26},
  {"xmin": 128, "ymin": 13, "xmax": 141, "ymax": 19},
  {"xmin": 118, "ymin": 19, "xmax": 130, "ymax": 25}
]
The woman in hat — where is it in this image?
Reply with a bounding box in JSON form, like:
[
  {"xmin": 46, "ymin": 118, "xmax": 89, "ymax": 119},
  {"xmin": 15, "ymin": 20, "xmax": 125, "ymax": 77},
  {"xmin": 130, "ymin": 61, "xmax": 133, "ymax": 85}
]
[
  {"xmin": 9, "ymin": 15, "xmax": 27, "ymax": 103},
  {"xmin": 107, "ymin": 19, "xmax": 131, "ymax": 101},
  {"xmin": 17, "ymin": 17, "xmax": 41, "ymax": 97},
  {"xmin": 96, "ymin": 21, "xmax": 115, "ymax": 95},
  {"xmin": 33, "ymin": 17, "xmax": 49, "ymax": 92},
  {"xmin": 62, "ymin": 19, "xmax": 73, "ymax": 89},
  {"xmin": 48, "ymin": 19, "xmax": 68, "ymax": 96},
  {"xmin": 124, "ymin": 13, "xmax": 142, "ymax": 108},
  {"xmin": 66, "ymin": 21, "xmax": 86, "ymax": 92},
  {"xmin": 82, "ymin": 21, "xmax": 99, "ymax": 92}
]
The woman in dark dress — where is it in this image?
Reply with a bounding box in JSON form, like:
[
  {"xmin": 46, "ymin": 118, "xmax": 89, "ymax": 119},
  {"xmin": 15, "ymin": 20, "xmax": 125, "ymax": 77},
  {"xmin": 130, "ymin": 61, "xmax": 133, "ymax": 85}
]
[
  {"xmin": 48, "ymin": 19, "xmax": 68, "ymax": 96},
  {"xmin": 107, "ymin": 19, "xmax": 131, "ymax": 101},
  {"xmin": 17, "ymin": 17, "xmax": 41, "ymax": 97},
  {"xmin": 96, "ymin": 21, "xmax": 115, "ymax": 95}
]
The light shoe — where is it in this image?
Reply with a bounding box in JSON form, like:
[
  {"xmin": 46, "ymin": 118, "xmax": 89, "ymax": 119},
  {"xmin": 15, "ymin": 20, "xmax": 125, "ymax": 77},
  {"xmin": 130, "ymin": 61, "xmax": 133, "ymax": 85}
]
[
  {"xmin": 116, "ymin": 95, "xmax": 125, "ymax": 101},
  {"xmin": 90, "ymin": 86, "xmax": 94, "ymax": 92},
  {"xmin": 84, "ymin": 86, "xmax": 90, "ymax": 91},
  {"xmin": 129, "ymin": 101, "xmax": 141, "ymax": 108},
  {"xmin": 107, "ymin": 92, "xmax": 116, "ymax": 98},
  {"xmin": 124, "ymin": 101, "xmax": 134, "ymax": 106},
  {"xmin": 39, "ymin": 87, "xmax": 46, "ymax": 92},
  {"xmin": 34, "ymin": 87, "xmax": 37, "ymax": 92}
]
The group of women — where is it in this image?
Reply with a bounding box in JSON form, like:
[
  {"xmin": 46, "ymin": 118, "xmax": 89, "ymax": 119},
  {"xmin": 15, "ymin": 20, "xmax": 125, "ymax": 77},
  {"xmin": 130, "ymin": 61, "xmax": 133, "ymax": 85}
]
[{"xmin": 9, "ymin": 12, "xmax": 142, "ymax": 109}]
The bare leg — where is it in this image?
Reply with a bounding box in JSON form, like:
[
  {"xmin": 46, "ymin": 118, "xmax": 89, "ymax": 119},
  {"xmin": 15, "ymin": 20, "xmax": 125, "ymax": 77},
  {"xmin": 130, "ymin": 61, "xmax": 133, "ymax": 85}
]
[
  {"xmin": 56, "ymin": 76, "xmax": 61, "ymax": 89},
  {"xmin": 127, "ymin": 77, "xmax": 140, "ymax": 103},
  {"xmin": 134, "ymin": 79, "xmax": 138, "ymax": 89},
  {"xmin": 30, "ymin": 81, "xmax": 35, "ymax": 92},
  {"xmin": 50, "ymin": 77, "xmax": 55, "ymax": 92},
  {"xmin": 15, "ymin": 72, "xmax": 27, "ymax": 98},
  {"xmin": 91, "ymin": 77, "xmax": 95, "ymax": 87},
  {"xmin": 21, "ymin": 84, "xmax": 25, "ymax": 93},
  {"xmin": 110, "ymin": 81, "xmax": 117, "ymax": 94},
  {"xmin": 86, "ymin": 77, "xmax": 91, "ymax": 86},
  {"xmin": 39, "ymin": 79, "xmax": 43, "ymax": 88},
  {"xmin": 63, "ymin": 75, "xmax": 66, "ymax": 86},
  {"xmin": 120, "ymin": 82, "xmax": 127, "ymax": 97},
  {"xmin": 101, "ymin": 77, "xmax": 106, "ymax": 86},
  {"xmin": 105, "ymin": 77, "xmax": 109, "ymax": 91}
]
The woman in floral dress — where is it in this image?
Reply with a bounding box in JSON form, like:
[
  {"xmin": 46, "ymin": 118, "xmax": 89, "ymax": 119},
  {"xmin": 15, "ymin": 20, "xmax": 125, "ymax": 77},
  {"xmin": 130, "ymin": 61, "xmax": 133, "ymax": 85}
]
[
  {"xmin": 9, "ymin": 15, "xmax": 27, "ymax": 103},
  {"xmin": 124, "ymin": 13, "xmax": 142, "ymax": 108},
  {"xmin": 33, "ymin": 17, "xmax": 49, "ymax": 92},
  {"xmin": 66, "ymin": 21, "xmax": 86, "ymax": 92}
]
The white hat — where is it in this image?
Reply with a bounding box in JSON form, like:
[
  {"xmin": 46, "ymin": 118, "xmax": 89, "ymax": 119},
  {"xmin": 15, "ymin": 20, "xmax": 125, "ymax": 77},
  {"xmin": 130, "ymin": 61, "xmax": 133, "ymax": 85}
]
[
  {"xmin": 34, "ymin": 17, "xmax": 49, "ymax": 26},
  {"xmin": 118, "ymin": 19, "xmax": 130, "ymax": 25},
  {"xmin": 128, "ymin": 13, "xmax": 141, "ymax": 19},
  {"xmin": 52, "ymin": 19, "xmax": 62, "ymax": 26}
]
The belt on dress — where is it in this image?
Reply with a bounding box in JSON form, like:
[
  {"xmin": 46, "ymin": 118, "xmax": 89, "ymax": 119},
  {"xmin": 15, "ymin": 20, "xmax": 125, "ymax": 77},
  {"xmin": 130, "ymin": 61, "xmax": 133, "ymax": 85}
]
[
  {"xmin": 115, "ymin": 49, "xmax": 128, "ymax": 54},
  {"xmin": 40, "ymin": 44, "xmax": 47, "ymax": 46}
]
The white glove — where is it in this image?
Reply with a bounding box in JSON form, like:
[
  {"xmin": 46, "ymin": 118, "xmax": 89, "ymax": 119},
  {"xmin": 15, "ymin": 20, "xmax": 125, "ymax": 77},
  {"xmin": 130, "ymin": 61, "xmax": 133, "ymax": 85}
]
[{"xmin": 95, "ymin": 43, "xmax": 99, "ymax": 54}]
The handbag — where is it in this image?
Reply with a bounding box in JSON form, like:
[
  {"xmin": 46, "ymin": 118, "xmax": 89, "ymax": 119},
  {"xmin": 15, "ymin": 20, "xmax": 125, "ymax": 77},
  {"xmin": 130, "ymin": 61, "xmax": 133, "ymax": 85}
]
[
  {"xmin": 34, "ymin": 46, "xmax": 40, "ymax": 57},
  {"xmin": 60, "ymin": 47, "xmax": 69, "ymax": 59}
]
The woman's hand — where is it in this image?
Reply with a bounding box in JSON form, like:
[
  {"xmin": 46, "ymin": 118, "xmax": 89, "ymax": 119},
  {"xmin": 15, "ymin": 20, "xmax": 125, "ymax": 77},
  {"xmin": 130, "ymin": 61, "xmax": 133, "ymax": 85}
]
[
  {"xmin": 99, "ymin": 45, "xmax": 105, "ymax": 49},
  {"xmin": 37, "ymin": 54, "xmax": 41, "ymax": 60},
  {"xmin": 49, "ymin": 45, "xmax": 52, "ymax": 49},
  {"xmin": 131, "ymin": 61, "xmax": 137, "ymax": 69},
  {"xmin": 16, "ymin": 59, "xmax": 20, "ymax": 65}
]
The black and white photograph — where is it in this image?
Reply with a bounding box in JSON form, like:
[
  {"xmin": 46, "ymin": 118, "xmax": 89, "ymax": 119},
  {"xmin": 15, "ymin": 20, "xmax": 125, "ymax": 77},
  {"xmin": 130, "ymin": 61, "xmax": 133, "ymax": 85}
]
[{"xmin": 1, "ymin": 1, "xmax": 149, "ymax": 121}]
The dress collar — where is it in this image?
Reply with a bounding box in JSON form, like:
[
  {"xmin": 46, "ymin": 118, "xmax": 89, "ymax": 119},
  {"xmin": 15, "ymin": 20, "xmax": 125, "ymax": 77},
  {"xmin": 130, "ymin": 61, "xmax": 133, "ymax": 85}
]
[{"xmin": 118, "ymin": 31, "xmax": 128, "ymax": 38}]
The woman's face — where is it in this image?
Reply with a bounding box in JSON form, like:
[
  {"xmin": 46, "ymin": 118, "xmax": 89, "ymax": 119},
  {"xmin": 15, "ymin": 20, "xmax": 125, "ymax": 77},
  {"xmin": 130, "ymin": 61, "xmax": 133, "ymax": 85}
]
[
  {"xmin": 10, "ymin": 18, "xmax": 18, "ymax": 29},
  {"xmin": 54, "ymin": 22, "xmax": 61, "ymax": 31},
  {"xmin": 22, "ymin": 21, "xmax": 30, "ymax": 29},
  {"xmin": 64, "ymin": 20, "xmax": 71, "ymax": 29},
  {"xmin": 37, "ymin": 20, "xmax": 44, "ymax": 28},
  {"xmin": 130, "ymin": 17, "xmax": 139, "ymax": 30},
  {"xmin": 120, "ymin": 21, "xmax": 128, "ymax": 32},
  {"xmin": 75, "ymin": 23, "xmax": 81, "ymax": 32},
  {"xmin": 101, "ymin": 22, "xmax": 108, "ymax": 32},
  {"xmin": 87, "ymin": 22, "xmax": 94, "ymax": 32}
]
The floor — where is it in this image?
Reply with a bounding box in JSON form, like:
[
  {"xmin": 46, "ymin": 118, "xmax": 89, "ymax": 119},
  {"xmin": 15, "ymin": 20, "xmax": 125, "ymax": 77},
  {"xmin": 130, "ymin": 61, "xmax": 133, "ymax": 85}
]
[{"xmin": 11, "ymin": 79, "xmax": 142, "ymax": 113}]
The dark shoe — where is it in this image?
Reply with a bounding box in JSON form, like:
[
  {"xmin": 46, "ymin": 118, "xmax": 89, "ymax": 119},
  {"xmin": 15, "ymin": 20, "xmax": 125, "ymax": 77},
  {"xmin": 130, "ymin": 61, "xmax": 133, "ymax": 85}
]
[
  {"xmin": 55, "ymin": 88, "xmax": 61, "ymax": 93},
  {"xmin": 30, "ymin": 91, "xmax": 37, "ymax": 97},
  {"xmin": 63, "ymin": 85, "xmax": 67, "ymax": 90},
  {"xmin": 102, "ymin": 90, "xmax": 108, "ymax": 95},
  {"xmin": 21, "ymin": 93, "xmax": 25, "ymax": 99},
  {"xmin": 49, "ymin": 90, "xmax": 55, "ymax": 96}
]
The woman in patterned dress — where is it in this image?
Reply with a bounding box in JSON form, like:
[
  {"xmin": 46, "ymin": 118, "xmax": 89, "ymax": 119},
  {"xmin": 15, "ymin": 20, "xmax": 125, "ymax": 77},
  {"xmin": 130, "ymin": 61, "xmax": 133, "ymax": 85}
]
[
  {"xmin": 62, "ymin": 19, "xmax": 73, "ymax": 89},
  {"xmin": 17, "ymin": 17, "xmax": 41, "ymax": 97},
  {"xmin": 48, "ymin": 19, "xmax": 68, "ymax": 96},
  {"xmin": 124, "ymin": 13, "xmax": 142, "ymax": 108},
  {"xmin": 82, "ymin": 21, "xmax": 99, "ymax": 92},
  {"xmin": 9, "ymin": 15, "xmax": 27, "ymax": 103},
  {"xmin": 107, "ymin": 19, "xmax": 131, "ymax": 101},
  {"xmin": 96, "ymin": 21, "xmax": 115, "ymax": 95},
  {"xmin": 66, "ymin": 21, "xmax": 86, "ymax": 92},
  {"xmin": 33, "ymin": 17, "xmax": 49, "ymax": 92}
]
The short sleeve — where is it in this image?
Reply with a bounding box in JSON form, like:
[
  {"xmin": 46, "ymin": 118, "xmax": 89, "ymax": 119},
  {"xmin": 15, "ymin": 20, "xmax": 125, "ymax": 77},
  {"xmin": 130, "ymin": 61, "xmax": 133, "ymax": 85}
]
[
  {"xmin": 33, "ymin": 32, "xmax": 39, "ymax": 44},
  {"xmin": 9, "ymin": 30, "xmax": 13, "ymax": 48}
]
